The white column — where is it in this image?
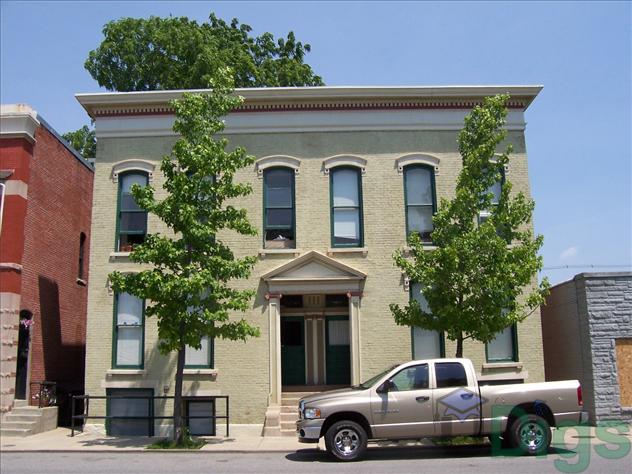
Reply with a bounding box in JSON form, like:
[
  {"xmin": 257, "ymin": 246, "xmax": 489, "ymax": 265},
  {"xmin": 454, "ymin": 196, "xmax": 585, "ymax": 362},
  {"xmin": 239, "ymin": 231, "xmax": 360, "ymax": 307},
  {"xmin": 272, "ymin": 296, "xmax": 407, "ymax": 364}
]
[
  {"xmin": 267, "ymin": 293, "xmax": 282, "ymax": 405},
  {"xmin": 347, "ymin": 292, "xmax": 362, "ymax": 385}
]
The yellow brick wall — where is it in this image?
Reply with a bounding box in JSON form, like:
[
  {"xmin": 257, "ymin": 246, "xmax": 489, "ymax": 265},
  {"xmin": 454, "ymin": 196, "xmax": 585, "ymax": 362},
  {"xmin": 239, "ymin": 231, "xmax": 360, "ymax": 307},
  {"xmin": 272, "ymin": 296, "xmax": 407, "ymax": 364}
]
[{"xmin": 85, "ymin": 128, "xmax": 544, "ymax": 426}]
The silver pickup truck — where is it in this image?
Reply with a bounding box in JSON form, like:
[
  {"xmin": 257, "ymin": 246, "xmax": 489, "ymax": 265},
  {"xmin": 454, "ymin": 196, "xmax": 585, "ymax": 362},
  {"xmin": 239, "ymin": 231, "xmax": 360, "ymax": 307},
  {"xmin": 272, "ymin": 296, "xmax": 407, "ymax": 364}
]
[{"xmin": 296, "ymin": 358, "xmax": 588, "ymax": 461}]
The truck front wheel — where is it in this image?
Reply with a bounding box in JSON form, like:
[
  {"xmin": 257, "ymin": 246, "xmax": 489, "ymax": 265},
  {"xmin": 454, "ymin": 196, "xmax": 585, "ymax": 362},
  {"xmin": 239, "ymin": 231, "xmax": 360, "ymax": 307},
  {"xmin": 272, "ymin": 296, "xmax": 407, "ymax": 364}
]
[
  {"xmin": 324, "ymin": 420, "xmax": 368, "ymax": 461},
  {"xmin": 510, "ymin": 414, "xmax": 551, "ymax": 455}
]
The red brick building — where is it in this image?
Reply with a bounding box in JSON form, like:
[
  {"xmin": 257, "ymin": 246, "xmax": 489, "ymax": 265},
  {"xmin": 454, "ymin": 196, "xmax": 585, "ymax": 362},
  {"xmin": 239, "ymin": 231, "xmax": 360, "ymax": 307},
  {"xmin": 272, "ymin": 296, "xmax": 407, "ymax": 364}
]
[{"xmin": 0, "ymin": 104, "xmax": 93, "ymax": 420}]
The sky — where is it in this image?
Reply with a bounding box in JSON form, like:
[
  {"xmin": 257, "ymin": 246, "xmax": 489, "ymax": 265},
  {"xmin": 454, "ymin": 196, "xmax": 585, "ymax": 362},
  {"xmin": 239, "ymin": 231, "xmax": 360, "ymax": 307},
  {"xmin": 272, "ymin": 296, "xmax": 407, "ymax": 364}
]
[{"xmin": 1, "ymin": 1, "xmax": 630, "ymax": 285}]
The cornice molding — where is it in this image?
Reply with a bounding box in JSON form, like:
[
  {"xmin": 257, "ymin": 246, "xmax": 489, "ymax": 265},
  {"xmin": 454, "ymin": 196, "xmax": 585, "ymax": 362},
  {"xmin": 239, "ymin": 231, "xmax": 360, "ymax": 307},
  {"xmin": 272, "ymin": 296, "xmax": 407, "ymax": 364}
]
[
  {"xmin": 76, "ymin": 85, "xmax": 542, "ymax": 119},
  {"xmin": 0, "ymin": 105, "xmax": 40, "ymax": 143}
]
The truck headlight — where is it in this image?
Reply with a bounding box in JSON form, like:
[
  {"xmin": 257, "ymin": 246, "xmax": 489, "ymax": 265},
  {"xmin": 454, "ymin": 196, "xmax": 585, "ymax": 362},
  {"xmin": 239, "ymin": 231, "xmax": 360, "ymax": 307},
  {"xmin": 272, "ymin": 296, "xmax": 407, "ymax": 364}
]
[{"xmin": 304, "ymin": 407, "xmax": 321, "ymax": 419}]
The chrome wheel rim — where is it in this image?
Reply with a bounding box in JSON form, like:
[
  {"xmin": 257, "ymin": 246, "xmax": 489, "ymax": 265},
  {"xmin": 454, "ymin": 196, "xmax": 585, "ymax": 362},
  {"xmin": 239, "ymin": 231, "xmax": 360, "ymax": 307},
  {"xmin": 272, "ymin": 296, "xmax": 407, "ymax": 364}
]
[
  {"xmin": 519, "ymin": 421, "xmax": 545, "ymax": 451},
  {"xmin": 334, "ymin": 427, "xmax": 360, "ymax": 456}
]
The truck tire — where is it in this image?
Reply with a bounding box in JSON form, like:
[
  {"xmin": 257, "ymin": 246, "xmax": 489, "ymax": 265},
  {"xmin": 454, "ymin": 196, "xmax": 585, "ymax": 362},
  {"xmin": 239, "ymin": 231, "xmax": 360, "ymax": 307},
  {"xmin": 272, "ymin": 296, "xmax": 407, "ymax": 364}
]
[
  {"xmin": 324, "ymin": 420, "xmax": 368, "ymax": 461},
  {"xmin": 509, "ymin": 414, "xmax": 551, "ymax": 455}
]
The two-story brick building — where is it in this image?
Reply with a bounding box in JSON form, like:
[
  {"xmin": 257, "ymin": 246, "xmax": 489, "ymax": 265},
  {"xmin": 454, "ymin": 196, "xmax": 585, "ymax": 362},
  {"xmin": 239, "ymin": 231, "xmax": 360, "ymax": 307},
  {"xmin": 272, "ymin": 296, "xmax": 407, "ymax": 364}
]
[{"xmin": 77, "ymin": 85, "xmax": 543, "ymax": 436}]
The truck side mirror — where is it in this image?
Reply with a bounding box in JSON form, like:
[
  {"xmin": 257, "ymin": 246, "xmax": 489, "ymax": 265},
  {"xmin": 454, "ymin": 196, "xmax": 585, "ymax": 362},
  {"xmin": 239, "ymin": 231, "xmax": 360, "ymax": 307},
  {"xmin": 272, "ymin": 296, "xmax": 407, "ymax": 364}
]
[{"xmin": 377, "ymin": 379, "xmax": 395, "ymax": 394}]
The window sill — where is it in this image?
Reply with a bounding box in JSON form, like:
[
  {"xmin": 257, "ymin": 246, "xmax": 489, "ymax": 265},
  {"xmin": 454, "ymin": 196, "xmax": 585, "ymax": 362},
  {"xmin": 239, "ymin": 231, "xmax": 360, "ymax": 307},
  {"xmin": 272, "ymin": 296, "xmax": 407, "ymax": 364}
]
[
  {"xmin": 183, "ymin": 369, "xmax": 218, "ymax": 376},
  {"xmin": 106, "ymin": 369, "xmax": 146, "ymax": 377},
  {"xmin": 109, "ymin": 251, "xmax": 131, "ymax": 260},
  {"xmin": 403, "ymin": 245, "xmax": 437, "ymax": 253},
  {"xmin": 482, "ymin": 362, "xmax": 523, "ymax": 370},
  {"xmin": 76, "ymin": 278, "xmax": 87, "ymax": 286},
  {"xmin": 327, "ymin": 247, "xmax": 368, "ymax": 256},
  {"xmin": 258, "ymin": 248, "xmax": 301, "ymax": 258}
]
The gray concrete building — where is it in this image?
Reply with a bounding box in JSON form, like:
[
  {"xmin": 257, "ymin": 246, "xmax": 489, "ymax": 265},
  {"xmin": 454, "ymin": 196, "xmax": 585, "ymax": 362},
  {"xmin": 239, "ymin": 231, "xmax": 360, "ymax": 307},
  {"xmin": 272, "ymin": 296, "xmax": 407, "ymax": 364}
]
[{"xmin": 541, "ymin": 272, "xmax": 632, "ymax": 424}]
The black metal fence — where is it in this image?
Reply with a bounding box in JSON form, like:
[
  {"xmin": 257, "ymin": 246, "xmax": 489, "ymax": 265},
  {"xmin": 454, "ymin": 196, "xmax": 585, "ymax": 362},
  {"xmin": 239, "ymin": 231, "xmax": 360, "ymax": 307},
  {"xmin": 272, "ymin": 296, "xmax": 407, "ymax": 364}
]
[
  {"xmin": 70, "ymin": 394, "xmax": 229, "ymax": 438},
  {"xmin": 30, "ymin": 381, "xmax": 57, "ymax": 408}
]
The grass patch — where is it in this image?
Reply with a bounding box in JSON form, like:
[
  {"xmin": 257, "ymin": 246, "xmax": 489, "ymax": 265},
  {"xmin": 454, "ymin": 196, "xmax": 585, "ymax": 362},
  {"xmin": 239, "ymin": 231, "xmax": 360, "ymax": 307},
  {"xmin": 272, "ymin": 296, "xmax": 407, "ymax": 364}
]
[
  {"xmin": 431, "ymin": 435, "xmax": 487, "ymax": 446},
  {"xmin": 147, "ymin": 435, "xmax": 206, "ymax": 450}
]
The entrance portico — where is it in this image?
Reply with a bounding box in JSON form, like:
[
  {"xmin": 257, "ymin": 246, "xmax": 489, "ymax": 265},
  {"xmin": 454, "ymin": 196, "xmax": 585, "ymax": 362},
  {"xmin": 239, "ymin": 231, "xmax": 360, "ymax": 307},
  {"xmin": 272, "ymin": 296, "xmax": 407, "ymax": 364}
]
[{"xmin": 262, "ymin": 251, "xmax": 366, "ymax": 405}]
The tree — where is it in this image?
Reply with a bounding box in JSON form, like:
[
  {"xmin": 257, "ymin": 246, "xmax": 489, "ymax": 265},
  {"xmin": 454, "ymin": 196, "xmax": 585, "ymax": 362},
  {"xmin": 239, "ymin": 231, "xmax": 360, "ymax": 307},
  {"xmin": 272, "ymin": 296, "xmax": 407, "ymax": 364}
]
[
  {"xmin": 390, "ymin": 94, "xmax": 549, "ymax": 358},
  {"xmin": 62, "ymin": 125, "xmax": 96, "ymax": 159},
  {"xmin": 85, "ymin": 13, "xmax": 323, "ymax": 92},
  {"xmin": 108, "ymin": 69, "xmax": 260, "ymax": 443},
  {"xmin": 66, "ymin": 12, "xmax": 324, "ymax": 171}
]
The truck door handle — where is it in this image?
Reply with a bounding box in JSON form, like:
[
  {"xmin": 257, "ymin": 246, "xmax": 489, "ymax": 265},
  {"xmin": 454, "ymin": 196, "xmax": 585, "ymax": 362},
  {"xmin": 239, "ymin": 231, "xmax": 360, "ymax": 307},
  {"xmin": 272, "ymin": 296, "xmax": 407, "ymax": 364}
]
[
  {"xmin": 460, "ymin": 393, "xmax": 473, "ymax": 400},
  {"xmin": 416, "ymin": 396, "xmax": 430, "ymax": 402}
]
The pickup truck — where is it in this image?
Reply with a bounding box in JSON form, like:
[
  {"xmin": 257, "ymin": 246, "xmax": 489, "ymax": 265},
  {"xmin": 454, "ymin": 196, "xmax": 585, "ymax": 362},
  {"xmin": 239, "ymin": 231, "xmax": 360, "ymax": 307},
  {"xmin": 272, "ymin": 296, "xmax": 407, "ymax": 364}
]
[{"xmin": 296, "ymin": 358, "xmax": 587, "ymax": 461}]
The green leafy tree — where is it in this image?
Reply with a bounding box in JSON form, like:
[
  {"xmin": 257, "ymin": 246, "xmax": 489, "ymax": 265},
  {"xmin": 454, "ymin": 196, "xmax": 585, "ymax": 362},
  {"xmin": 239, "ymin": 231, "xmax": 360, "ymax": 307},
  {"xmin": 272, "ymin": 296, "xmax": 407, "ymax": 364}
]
[
  {"xmin": 390, "ymin": 94, "xmax": 549, "ymax": 358},
  {"xmin": 67, "ymin": 12, "xmax": 324, "ymax": 167},
  {"xmin": 62, "ymin": 125, "xmax": 96, "ymax": 159},
  {"xmin": 108, "ymin": 69, "xmax": 259, "ymax": 443},
  {"xmin": 85, "ymin": 13, "xmax": 323, "ymax": 91}
]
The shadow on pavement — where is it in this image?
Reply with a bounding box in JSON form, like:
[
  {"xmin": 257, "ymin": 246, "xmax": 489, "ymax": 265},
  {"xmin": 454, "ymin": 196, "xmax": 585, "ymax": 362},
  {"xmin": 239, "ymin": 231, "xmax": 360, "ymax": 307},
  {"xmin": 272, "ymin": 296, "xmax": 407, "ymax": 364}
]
[{"xmin": 286, "ymin": 444, "xmax": 578, "ymax": 463}]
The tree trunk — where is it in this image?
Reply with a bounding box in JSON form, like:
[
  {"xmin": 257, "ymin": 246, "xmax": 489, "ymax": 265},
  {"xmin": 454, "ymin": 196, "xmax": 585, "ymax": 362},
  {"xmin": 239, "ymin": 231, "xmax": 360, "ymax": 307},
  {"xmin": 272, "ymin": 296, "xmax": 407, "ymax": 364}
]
[
  {"xmin": 173, "ymin": 322, "xmax": 186, "ymax": 444},
  {"xmin": 455, "ymin": 332, "xmax": 464, "ymax": 358}
]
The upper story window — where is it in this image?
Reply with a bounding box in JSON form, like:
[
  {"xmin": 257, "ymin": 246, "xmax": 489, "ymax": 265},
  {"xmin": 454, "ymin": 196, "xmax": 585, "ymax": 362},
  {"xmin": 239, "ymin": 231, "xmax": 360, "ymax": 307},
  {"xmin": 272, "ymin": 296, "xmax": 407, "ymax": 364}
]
[
  {"xmin": 113, "ymin": 292, "xmax": 145, "ymax": 368},
  {"xmin": 264, "ymin": 168, "xmax": 295, "ymax": 249},
  {"xmin": 330, "ymin": 167, "xmax": 363, "ymax": 247},
  {"xmin": 117, "ymin": 172, "xmax": 148, "ymax": 252},
  {"xmin": 478, "ymin": 169, "xmax": 504, "ymax": 226},
  {"xmin": 410, "ymin": 283, "xmax": 444, "ymax": 359},
  {"xmin": 404, "ymin": 165, "xmax": 436, "ymax": 243}
]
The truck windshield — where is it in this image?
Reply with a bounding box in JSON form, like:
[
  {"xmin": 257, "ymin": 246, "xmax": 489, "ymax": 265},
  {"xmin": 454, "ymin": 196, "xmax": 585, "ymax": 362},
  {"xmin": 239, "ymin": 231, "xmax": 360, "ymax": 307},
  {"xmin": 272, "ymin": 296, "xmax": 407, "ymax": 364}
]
[{"xmin": 353, "ymin": 364, "xmax": 399, "ymax": 390}]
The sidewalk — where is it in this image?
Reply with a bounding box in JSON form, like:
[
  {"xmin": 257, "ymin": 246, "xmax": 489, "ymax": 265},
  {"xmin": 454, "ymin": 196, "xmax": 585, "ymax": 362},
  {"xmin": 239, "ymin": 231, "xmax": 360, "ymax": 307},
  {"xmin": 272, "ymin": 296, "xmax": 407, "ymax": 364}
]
[
  {"xmin": 1, "ymin": 424, "xmax": 630, "ymax": 453},
  {"xmin": 0, "ymin": 425, "xmax": 314, "ymax": 453}
]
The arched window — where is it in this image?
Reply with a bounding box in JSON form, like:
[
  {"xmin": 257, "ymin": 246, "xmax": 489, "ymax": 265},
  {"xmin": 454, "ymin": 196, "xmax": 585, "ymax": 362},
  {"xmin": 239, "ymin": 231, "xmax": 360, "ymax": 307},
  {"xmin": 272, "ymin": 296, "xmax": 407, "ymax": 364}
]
[
  {"xmin": 404, "ymin": 165, "xmax": 436, "ymax": 243},
  {"xmin": 330, "ymin": 167, "xmax": 363, "ymax": 247},
  {"xmin": 263, "ymin": 167, "xmax": 295, "ymax": 249},
  {"xmin": 116, "ymin": 172, "xmax": 148, "ymax": 252}
]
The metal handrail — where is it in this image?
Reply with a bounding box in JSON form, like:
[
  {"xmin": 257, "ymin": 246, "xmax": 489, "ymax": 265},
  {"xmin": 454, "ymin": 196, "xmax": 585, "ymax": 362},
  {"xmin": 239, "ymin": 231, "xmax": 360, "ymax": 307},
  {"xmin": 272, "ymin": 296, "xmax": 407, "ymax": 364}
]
[
  {"xmin": 70, "ymin": 394, "xmax": 229, "ymax": 438},
  {"xmin": 30, "ymin": 381, "xmax": 57, "ymax": 408}
]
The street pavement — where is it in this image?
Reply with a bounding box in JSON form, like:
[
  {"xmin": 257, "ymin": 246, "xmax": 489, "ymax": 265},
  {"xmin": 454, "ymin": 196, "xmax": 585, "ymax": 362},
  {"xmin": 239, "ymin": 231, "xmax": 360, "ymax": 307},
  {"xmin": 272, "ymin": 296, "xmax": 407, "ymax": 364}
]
[
  {"xmin": 1, "ymin": 424, "xmax": 630, "ymax": 473},
  {"xmin": 1, "ymin": 449, "xmax": 631, "ymax": 474}
]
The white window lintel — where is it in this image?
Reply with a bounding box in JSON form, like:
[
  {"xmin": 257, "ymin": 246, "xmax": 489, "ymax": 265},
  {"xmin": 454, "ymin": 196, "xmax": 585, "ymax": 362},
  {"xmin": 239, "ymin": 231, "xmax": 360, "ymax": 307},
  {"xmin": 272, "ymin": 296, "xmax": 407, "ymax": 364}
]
[
  {"xmin": 255, "ymin": 155, "xmax": 301, "ymax": 177},
  {"xmin": 396, "ymin": 154, "xmax": 440, "ymax": 175},
  {"xmin": 111, "ymin": 159, "xmax": 156, "ymax": 183},
  {"xmin": 322, "ymin": 155, "xmax": 367, "ymax": 175}
]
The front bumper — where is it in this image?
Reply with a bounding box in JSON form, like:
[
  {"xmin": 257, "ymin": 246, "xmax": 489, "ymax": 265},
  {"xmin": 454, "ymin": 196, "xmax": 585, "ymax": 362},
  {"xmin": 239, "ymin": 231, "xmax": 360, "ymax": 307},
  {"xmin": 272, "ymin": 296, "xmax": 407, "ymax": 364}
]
[{"xmin": 296, "ymin": 418, "xmax": 325, "ymax": 443}]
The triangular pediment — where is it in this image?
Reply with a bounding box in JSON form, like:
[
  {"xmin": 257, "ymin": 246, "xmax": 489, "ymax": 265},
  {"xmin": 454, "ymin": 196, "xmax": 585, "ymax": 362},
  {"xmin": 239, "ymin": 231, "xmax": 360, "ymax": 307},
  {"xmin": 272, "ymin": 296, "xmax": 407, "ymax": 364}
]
[{"xmin": 262, "ymin": 251, "xmax": 366, "ymax": 282}]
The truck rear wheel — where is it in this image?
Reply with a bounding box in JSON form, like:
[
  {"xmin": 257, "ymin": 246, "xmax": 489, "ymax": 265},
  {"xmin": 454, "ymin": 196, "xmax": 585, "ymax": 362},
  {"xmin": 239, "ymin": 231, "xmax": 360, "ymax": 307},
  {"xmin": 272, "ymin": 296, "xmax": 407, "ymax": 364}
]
[
  {"xmin": 510, "ymin": 414, "xmax": 551, "ymax": 455},
  {"xmin": 324, "ymin": 420, "xmax": 368, "ymax": 462}
]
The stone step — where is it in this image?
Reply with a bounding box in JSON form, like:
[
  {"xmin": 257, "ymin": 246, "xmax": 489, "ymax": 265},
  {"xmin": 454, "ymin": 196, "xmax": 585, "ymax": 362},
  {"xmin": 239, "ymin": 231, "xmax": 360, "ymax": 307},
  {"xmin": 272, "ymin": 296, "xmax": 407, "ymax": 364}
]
[
  {"xmin": 9, "ymin": 407, "xmax": 41, "ymax": 415},
  {"xmin": 281, "ymin": 405, "xmax": 299, "ymax": 414},
  {"xmin": 0, "ymin": 428, "xmax": 33, "ymax": 437},
  {"xmin": 280, "ymin": 428, "xmax": 297, "ymax": 437},
  {"xmin": 280, "ymin": 420, "xmax": 297, "ymax": 430},
  {"xmin": 13, "ymin": 399, "xmax": 29, "ymax": 408},
  {"xmin": 4, "ymin": 414, "xmax": 41, "ymax": 423},
  {"xmin": 280, "ymin": 412, "xmax": 299, "ymax": 422},
  {"xmin": 1, "ymin": 420, "xmax": 38, "ymax": 430}
]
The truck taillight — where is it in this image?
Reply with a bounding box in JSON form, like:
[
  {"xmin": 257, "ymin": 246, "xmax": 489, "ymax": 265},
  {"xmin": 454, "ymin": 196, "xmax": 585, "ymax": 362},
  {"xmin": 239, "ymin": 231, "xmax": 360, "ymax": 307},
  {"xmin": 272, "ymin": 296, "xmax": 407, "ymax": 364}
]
[{"xmin": 577, "ymin": 385, "xmax": 583, "ymax": 407}]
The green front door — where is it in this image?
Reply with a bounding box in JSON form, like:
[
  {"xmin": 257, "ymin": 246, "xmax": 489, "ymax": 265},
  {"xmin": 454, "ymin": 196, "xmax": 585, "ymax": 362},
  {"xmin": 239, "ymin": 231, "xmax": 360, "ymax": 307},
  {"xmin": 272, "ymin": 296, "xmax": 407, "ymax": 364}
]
[
  {"xmin": 326, "ymin": 316, "xmax": 351, "ymax": 385},
  {"xmin": 281, "ymin": 317, "xmax": 305, "ymax": 385}
]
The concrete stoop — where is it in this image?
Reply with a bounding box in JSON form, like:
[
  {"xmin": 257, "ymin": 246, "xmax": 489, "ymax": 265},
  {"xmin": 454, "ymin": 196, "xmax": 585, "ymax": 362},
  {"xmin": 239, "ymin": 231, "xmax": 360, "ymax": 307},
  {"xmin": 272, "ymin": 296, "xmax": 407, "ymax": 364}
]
[
  {"xmin": 263, "ymin": 392, "xmax": 311, "ymax": 437},
  {"xmin": 0, "ymin": 399, "xmax": 58, "ymax": 437}
]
